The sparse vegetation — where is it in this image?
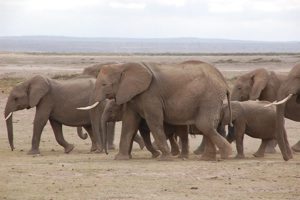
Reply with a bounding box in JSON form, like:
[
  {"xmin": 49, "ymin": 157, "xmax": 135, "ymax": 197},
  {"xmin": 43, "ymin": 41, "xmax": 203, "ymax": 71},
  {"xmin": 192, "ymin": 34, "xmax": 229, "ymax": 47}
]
[
  {"xmin": 0, "ymin": 77, "xmax": 25, "ymax": 94},
  {"xmin": 51, "ymin": 73, "xmax": 80, "ymax": 80}
]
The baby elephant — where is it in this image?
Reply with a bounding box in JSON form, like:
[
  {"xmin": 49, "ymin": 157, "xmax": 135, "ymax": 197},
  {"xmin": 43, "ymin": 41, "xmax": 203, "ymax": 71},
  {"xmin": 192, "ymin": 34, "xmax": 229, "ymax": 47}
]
[{"xmin": 220, "ymin": 100, "xmax": 281, "ymax": 158}]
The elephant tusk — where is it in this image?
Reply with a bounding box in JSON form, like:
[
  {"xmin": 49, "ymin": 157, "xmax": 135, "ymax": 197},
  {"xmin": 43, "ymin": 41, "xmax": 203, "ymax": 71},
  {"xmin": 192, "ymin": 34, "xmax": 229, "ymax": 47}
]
[
  {"xmin": 273, "ymin": 94, "xmax": 293, "ymax": 105},
  {"xmin": 77, "ymin": 102, "xmax": 99, "ymax": 110},
  {"xmin": 264, "ymin": 101, "xmax": 277, "ymax": 107},
  {"xmin": 5, "ymin": 112, "xmax": 13, "ymax": 121}
]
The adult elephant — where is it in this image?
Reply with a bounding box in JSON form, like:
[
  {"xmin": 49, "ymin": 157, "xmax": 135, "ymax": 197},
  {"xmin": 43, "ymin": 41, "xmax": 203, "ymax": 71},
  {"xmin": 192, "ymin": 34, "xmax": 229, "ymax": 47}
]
[
  {"xmin": 266, "ymin": 64, "xmax": 300, "ymax": 160},
  {"xmin": 80, "ymin": 61, "xmax": 232, "ymax": 160},
  {"xmin": 4, "ymin": 75, "xmax": 103, "ymax": 154}
]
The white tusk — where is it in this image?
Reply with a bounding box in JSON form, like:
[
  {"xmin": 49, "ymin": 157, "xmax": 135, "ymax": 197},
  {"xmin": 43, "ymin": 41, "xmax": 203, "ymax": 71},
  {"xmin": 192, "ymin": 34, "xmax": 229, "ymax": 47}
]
[
  {"xmin": 77, "ymin": 102, "xmax": 99, "ymax": 110},
  {"xmin": 264, "ymin": 101, "xmax": 277, "ymax": 107},
  {"xmin": 273, "ymin": 94, "xmax": 293, "ymax": 105},
  {"xmin": 5, "ymin": 112, "xmax": 13, "ymax": 120}
]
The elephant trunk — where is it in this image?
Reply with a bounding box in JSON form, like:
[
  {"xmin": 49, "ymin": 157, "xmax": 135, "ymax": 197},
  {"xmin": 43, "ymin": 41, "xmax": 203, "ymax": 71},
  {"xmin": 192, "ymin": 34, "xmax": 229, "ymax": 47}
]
[
  {"xmin": 77, "ymin": 127, "xmax": 88, "ymax": 140},
  {"xmin": 4, "ymin": 106, "xmax": 14, "ymax": 151},
  {"xmin": 101, "ymin": 114, "xmax": 109, "ymax": 154},
  {"xmin": 276, "ymin": 103, "xmax": 291, "ymax": 161}
]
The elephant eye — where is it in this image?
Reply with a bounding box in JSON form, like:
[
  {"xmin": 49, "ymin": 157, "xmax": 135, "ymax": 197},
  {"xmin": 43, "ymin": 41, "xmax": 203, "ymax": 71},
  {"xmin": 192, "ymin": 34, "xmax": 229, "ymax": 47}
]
[
  {"xmin": 14, "ymin": 97, "xmax": 18, "ymax": 101},
  {"xmin": 102, "ymin": 83, "xmax": 107, "ymax": 86}
]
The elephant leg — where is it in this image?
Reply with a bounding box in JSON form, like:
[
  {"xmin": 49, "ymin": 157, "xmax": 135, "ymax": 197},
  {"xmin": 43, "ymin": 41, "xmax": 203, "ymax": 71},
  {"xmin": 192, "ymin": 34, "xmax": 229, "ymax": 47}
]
[
  {"xmin": 133, "ymin": 133, "xmax": 145, "ymax": 150},
  {"xmin": 253, "ymin": 139, "xmax": 269, "ymax": 157},
  {"xmin": 168, "ymin": 134, "xmax": 180, "ymax": 156},
  {"xmin": 292, "ymin": 140, "xmax": 300, "ymax": 152},
  {"xmin": 196, "ymin": 113, "xmax": 232, "ymax": 159},
  {"xmin": 177, "ymin": 126, "xmax": 189, "ymax": 159},
  {"xmin": 83, "ymin": 126, "xmax": 99, "ymax": 152},
  {"xmin": 233, "ymin": 123, "xmax": 245, "ymax": 159},
  {"xmin": 139, "ymin": 126, "xmax": 160, "ymax": 158},
  {"xmin": 264, "ymin": 139, "xmax": 277, "ymax": 154},
  {"xmin": 107, "ymin": 122, "xmax": 116, "ymax": 150},
  {"xmin": 200, "ymin": 136, "xmax": 216, "ymax": 161},
  {"xmin": 28, "ymin": 108, "xmax": 50, "ymax": 155},
  {"xmin": 193, "ymin": 139, "xmax": 205, "ymax": 155},
  {"xmin": 144, "ymin": 118, "xmax": 171, "ymax": 160},
  {"xmin": 115, "ymin": 109, "xmax": 141, "ymax": 160},
  {"xmin": 283, "ymin": 128, "xmax": 293, "ymax": 159},
  {"xmin": 49, "ymin": 119, "xmax": 74, "ymax": 153}
]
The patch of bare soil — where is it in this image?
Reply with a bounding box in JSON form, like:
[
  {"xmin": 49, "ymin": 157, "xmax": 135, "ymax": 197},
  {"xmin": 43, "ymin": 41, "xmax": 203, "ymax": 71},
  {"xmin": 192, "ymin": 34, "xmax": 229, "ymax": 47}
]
[{"xmin": 0, "ymin": 53, "xmax": 299, "ymax": 200}]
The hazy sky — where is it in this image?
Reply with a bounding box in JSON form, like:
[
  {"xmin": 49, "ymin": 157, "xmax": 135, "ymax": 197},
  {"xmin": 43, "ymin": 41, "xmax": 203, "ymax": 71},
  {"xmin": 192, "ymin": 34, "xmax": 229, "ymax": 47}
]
[{"xmin": 1, "ymin": 0, "xmax": 300, "ymax": 41}]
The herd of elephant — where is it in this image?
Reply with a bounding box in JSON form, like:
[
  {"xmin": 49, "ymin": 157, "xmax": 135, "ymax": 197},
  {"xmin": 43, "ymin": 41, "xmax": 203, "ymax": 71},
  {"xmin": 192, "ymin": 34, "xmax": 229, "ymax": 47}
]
[{"xmin": 4, "ymin": 60, "xmax": 300, "ymax": 161}]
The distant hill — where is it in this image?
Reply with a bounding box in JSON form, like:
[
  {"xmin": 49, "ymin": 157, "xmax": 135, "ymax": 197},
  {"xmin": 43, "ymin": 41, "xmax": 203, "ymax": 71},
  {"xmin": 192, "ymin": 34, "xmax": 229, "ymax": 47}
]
[{"xmin": 0, "ymin": 36, "xmax": 299, "ymax": 53}]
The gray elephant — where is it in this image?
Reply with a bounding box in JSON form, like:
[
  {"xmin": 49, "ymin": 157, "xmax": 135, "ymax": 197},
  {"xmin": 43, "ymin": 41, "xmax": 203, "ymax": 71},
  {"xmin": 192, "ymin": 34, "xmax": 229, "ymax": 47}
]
[
  {"xmin": 4, "ymin": 75, "xmax": 103, "ymax": 154},
  {"xmin": 80, "ymin": 60, "xmax": 232, "ymax": 161},
  {"xmin": 266, "ymin": 64, "xmax": 300, "ymax": 160},
  {"xmin": 101, "ymin": 99, "xmax": 189, "ymax": 158},
  {"xmin": 80, "ymin": 63, "xmax": 145, "ymax": 150},
  {"xmin": 220, "ymin": 100, "xmax": 282, "ymax": 158}
]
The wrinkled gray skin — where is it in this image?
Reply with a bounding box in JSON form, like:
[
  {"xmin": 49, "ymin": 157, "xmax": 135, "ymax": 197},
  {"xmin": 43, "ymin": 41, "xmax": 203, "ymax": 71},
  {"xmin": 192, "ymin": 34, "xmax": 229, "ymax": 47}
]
[
  {"xmin": 229, "ymin": 68, "xmax": 288, "ymax": 154},
  {"xmin": 102, "ymin": 99, "xmax": 189, "ymax": 158},
  {"xmin": 4, "ymin": 75, "xmax": 103, "ymax": 154},
  {"xmin": 86, "ymin": 61, "xmax": 232, "ymax": 161},
  {"xmin": 220, "ymin": 101, "xmax": 281, "ymax": 158},
  {"xmin": 273, "ymin": 64, "xmax": 300, "ymax": 161}
]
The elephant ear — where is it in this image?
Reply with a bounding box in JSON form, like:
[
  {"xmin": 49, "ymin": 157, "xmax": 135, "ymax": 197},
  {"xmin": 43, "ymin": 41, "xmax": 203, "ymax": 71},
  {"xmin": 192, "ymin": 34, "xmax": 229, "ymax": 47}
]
[
  {"xmin": 250, "ymin": 69, "xmax": 269, "ymax": 100},
  {"xmin": 28, "ymin": 75, "xmax": 50, "ymax": 107},
  {"xmin": 116, "ymin": 63, "xmax": 152, "ymax": 105}
]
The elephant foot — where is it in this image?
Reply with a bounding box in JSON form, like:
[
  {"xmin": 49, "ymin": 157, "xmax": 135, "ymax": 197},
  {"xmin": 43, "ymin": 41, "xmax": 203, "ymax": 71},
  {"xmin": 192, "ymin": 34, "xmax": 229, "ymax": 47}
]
[
  {"xmin": 108, "ymin": 144, "xmax": 116, "ymax": 150},
  {"xmin": 253, "ymin": 151, "xmax": 264, "ymax": 157},
  {"xmin": 27, "ymin": 148, "xmax": 40, "ymax": 155},
  {"xmin": 90, "ymin": 144, "xmax": 98, "ymax": 152},
  {"xmin": 219, "ymin": 145, "xmax": 232, "ymax": 159},
  {"xmin": 64, "ymin": 144, "xmax": 74, "ymax": 154},
  {"xmin": 94, "ymin": 148, "xmax": 103, "ymax": 153},
  {"xmin": 292, "ymin": 142, "xmax": 300, "ymax": 152},
  {"xmin": 158, "ymin": 153, "xmax": 173, "ymax": 161},
  {"xmin": 234, "ymin": 154, "xmax": 245, "ymax": 159},
  {"xmin": 171, "ymin": 148, "xmax": 180, "ymax": 156},
  {"xmin": 114, "ymin": 153, "xmax": 131, "ymax": 160},
  {"xmin": 151, "ymin": 151, "xmax": 161, "ymax": 158}
]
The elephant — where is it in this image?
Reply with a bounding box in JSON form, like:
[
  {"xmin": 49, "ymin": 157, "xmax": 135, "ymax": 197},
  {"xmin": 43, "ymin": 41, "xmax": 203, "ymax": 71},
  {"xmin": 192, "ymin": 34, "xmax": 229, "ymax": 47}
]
[
  {"xmin": 266, "ymin": 64, "xmax": 300, "ymax": 160},
  {"xmin": 80, "ymin": 60, "xmax": 232, "ymax": 160},
  {"xmin": 219, "ymin": 100, "xmax": 282, "ymax": 158},
  {"xmin": 4, "ymin": 75, "xmax": 104, "ymax": 154},
  {"xmin": 101, "ymin": 99, "xmax": 189, "ymax": 158},
  {"xmin": 219, "ymin": 68, "xmax": 287, "ymax": 154}
]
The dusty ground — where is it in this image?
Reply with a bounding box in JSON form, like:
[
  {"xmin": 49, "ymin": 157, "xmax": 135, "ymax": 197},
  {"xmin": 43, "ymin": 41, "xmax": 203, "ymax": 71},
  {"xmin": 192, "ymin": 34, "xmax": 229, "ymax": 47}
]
[{"xmin": 0, "ymin": 52, "xmax": 299, "ymax": 200}]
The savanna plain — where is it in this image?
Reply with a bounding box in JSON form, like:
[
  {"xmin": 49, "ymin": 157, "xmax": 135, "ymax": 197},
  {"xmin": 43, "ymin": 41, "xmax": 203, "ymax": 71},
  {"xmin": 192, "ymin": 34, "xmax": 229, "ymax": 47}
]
[{"xmin": 0, "ymin": 52, "xmax": 299, "ymax": 200}]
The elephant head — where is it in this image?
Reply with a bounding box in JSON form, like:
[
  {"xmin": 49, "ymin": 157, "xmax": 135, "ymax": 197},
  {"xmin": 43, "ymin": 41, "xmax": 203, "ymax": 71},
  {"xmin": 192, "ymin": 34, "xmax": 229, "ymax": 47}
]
[
  {"xmin": 232, "ymin": 68, "xmax": 269, "ymax": 101},
  {"xmin": 4, "ymin": 75, "xmax": 49, "ymax": 151},
  {"xmin": 80, "ymin": 63, "xmax": 153, "ymax": 107}
]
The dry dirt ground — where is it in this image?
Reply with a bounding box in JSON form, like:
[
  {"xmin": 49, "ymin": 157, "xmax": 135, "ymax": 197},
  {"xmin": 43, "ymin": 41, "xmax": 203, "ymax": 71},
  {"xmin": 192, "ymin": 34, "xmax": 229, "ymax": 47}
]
[{"xmin": 0, "ymin": 52, "xmax": 300, "ymax": 200}]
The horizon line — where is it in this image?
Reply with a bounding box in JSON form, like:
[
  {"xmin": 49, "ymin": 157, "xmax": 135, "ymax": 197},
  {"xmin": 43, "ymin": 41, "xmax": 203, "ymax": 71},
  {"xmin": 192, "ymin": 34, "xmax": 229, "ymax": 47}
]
[{"xmin": 0, "ymin": 35, "xmax": 299, "ymax": 43}]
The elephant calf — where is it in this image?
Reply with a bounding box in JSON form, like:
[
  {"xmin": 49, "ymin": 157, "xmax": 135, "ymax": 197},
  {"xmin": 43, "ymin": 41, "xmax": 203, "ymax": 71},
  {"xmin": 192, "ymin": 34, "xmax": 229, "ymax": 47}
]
[
  {"xmin": 4, "ymin": 75, "xmax": 102, "ymax": 154},
  {"xmin": 220, "ymin": 100, "xmax": 282, "ymax": 158}
]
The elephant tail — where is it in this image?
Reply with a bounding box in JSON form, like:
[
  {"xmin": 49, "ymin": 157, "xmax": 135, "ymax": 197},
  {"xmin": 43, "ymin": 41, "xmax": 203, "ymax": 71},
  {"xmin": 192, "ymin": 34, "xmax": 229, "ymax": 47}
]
[
  {"xmin": 226, "ymin": 90, "xmax": 233, "ymax": 127},
  {"xmin": 77, "ymin": 127, "xmax": 88, "ymax": 140}
]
